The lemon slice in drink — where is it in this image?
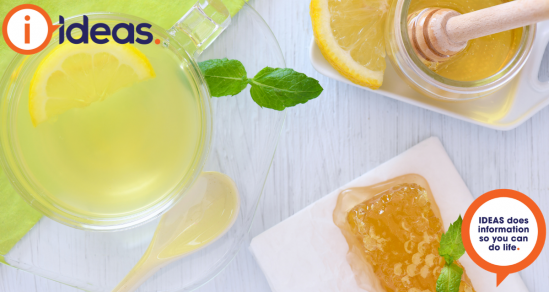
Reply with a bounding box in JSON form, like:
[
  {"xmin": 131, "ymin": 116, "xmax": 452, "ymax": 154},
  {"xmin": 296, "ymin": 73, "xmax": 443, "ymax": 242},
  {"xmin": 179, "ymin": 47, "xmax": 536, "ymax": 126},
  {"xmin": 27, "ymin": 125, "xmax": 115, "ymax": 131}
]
[
  {"xmin": 310, "ymin": 0, "xmax": 389, "ymax": 89},
  {"xmin": 30, "ymin": 42, "xmax": 155, "ymax": 126}
]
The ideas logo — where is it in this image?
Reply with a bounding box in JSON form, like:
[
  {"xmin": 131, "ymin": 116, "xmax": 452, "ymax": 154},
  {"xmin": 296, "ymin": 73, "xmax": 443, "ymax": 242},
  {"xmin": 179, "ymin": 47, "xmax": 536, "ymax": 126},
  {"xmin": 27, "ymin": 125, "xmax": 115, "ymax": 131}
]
[
  {"xmin": 2, "ymin": 4, "xmax": 59, "ymax": 55},
  {"xmin": 2, "ymin": 4, "xmax": 154, "ymax": 55}
]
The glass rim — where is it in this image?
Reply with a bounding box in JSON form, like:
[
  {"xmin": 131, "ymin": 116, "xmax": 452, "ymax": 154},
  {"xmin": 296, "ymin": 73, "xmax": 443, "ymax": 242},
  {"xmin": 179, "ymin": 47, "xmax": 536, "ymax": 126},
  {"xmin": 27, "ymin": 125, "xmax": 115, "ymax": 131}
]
[
  {"xmin": 394, "ymin": 0, "xmax": 536, "ymax": 99},
  {"xmin": 0, "ymin": 12, "xmax": 213, "ymax": 231}
]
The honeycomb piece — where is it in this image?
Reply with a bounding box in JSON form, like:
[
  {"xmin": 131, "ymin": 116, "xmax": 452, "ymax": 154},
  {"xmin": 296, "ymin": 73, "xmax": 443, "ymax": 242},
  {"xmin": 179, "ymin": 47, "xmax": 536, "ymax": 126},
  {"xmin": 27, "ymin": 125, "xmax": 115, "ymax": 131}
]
[{"xmin": 338, "ymin": 178, "xmax": 475, "ymax": 292}]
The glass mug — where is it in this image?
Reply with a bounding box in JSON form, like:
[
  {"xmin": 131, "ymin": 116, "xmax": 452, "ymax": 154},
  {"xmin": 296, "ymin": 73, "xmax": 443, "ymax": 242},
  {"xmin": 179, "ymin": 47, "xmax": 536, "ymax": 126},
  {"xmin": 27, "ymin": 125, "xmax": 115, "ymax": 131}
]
[
  {"xmin": 385, "ymin": 0, "xmax": 536, "ymax": 101},
  {"xmin": 0, "ymin": 0, "xmax": 231, "ymax": 231}
]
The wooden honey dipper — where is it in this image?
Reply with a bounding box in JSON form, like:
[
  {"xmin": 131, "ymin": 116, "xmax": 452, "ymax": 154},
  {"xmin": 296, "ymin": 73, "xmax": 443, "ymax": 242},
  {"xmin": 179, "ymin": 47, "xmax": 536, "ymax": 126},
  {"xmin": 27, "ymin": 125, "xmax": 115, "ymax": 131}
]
[{"xmin": 408, "ymin": 0, "xmax": 549, "ymax": 63}]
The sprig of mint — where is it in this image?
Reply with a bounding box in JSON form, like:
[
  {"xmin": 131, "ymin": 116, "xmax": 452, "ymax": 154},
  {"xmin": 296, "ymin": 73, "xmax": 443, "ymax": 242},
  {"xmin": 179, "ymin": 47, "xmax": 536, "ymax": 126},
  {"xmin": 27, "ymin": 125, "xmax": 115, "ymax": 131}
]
[
  {"xmin": 198, "ymin": 58, "xmax": 323, "ymax": 110},
  {"xmin": 436, "ymin": 215, "xmax": 466, "ymax": 292},
  {"xmin": 436, "ymin": 262, "xmax": 464, "ymax": 292},
  {"xmin": 439, "ymin": 215, "xmax": 466, "ymax": 264}
]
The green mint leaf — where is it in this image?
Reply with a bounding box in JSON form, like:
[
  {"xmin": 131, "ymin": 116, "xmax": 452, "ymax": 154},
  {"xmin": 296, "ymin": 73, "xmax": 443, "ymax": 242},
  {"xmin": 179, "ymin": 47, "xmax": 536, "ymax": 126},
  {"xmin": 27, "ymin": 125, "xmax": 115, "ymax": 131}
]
[
  {"xmin": 198, "ymin": 59, "xmax": 323, "ymax": 110},
  {"xmin": 436, "ymin": 263, "xmax": 464, "ymax": 292},
  {"xmin": 198, "ymin": 58, "xmax": 248, "ymax": 97},
  {"xmin": 249, "ymin": 67, "xmax": 323, "ymax": 110},
  {"xmin": 439, "ymin": 215, "xmax": 465, "ymax": 264}
]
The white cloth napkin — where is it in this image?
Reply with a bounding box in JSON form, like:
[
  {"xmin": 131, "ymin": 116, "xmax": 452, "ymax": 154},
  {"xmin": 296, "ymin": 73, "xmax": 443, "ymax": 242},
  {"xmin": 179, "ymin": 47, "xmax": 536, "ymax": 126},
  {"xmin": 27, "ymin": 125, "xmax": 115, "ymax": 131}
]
[{"xmin": 250, "ymin": 137, "xmax": 529, "ymax": 292}]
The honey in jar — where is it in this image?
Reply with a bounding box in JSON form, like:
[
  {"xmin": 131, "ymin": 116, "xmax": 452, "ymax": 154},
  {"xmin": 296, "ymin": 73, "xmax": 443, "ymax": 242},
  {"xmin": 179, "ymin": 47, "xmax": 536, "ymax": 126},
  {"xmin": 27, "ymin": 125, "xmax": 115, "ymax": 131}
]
[{"xmin": 408, "ymin": 0, "xmax": 522, "ymax": 81}]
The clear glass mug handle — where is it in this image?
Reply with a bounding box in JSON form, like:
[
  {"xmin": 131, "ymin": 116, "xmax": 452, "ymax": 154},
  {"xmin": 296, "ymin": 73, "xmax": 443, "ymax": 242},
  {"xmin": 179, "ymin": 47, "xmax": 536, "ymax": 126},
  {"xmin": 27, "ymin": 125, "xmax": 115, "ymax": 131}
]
[{"xmin": 168, "ymin": 0, "xmax": 231, "ymax": 57}]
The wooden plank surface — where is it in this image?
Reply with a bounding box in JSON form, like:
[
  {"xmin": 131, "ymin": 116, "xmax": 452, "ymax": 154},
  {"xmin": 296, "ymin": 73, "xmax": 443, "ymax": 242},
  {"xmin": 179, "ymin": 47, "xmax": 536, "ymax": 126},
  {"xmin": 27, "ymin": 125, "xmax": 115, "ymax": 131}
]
[{"xmin": 1, "ymin": 0, "xmax": 548, "ymax": 291}]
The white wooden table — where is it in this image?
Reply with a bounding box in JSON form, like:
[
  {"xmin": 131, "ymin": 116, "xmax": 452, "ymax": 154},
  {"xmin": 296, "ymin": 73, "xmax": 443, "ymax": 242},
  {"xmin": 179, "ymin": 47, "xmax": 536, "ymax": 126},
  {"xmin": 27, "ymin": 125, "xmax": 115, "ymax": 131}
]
[{"xmin": 1, "ymin": 0, "xmax": 548, "ymax": 291}]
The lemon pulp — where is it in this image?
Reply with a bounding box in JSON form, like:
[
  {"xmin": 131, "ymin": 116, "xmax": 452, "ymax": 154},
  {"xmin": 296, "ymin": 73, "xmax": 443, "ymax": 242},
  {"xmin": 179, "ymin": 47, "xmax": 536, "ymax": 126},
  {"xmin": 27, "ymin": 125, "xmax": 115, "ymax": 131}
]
[
  {"xmin": 30, "ymin": 41, "xmax": 155, "ymax": 126},
  {"xmin": 311, "ymin": 0, "xmax": 390, "ymax": 89}
]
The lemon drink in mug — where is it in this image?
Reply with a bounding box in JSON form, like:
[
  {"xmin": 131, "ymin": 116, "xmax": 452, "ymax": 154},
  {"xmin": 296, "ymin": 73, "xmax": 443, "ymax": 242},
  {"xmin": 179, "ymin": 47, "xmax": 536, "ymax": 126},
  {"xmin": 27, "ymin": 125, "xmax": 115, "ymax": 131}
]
[
  {"xmin": 0, "ymin": 11, "xmax": 216, "ymax": 230},
  {"xmin": 1, "ymin": 1, "xmax": 323, "ymax": 232},
  {"xmin": 24, "ymin": 43, "xmax": 201, "ymax": 216}
]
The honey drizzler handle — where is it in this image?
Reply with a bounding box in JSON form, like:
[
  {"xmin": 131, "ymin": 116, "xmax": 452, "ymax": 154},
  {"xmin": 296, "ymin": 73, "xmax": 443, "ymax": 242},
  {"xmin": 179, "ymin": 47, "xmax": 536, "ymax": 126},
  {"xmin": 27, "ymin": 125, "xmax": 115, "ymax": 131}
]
[{"xmin": 408, "ymin": 0, "xmax": 549, "ymax": 63}]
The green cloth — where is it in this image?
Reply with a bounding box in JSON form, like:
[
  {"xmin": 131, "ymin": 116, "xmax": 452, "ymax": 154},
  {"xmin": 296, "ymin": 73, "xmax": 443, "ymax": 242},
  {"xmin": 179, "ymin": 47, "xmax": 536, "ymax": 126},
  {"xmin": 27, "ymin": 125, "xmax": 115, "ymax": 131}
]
[{"xmin": 0, "ymin": 0, "xmax": 243, "ymax": 265}]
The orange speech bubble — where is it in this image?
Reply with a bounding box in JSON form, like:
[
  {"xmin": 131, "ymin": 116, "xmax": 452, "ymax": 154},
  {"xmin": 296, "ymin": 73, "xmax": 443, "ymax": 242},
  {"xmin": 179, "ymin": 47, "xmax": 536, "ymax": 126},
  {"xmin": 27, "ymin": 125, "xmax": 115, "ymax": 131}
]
[{"xmin": 462, "ymin": 189, "xmax": 546, "ymax": 286}]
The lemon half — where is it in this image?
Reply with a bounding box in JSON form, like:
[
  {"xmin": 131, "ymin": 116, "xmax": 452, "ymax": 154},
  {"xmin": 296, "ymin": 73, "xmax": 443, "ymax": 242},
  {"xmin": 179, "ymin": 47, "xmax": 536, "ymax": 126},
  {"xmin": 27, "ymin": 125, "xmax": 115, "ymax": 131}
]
[
  {"xmin": 30, "ymin": 42, "xmax": 155, "ymax": 126},
  {"xmin": 311, "ymin": 0, "xmax": 390, "ymax": 89}
]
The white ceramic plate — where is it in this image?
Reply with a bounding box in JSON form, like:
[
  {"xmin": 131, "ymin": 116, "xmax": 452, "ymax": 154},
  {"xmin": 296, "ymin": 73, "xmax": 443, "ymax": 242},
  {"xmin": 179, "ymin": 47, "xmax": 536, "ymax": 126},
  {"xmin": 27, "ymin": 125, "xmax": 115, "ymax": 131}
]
[{"xmin": 310, "ymin": 21, "xmax": 549, "ymax": 131}]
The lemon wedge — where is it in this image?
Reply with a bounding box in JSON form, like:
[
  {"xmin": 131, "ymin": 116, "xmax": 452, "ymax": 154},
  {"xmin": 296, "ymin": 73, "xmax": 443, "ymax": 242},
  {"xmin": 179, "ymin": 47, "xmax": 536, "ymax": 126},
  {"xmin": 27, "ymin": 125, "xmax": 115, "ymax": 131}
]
[
  {"xmin": 310, "ymin": 0, "xmax": 390, "ymax": 89},
  {"xmin": 29, "ymin": 42, "xmax": 155, "ymax": 126}
]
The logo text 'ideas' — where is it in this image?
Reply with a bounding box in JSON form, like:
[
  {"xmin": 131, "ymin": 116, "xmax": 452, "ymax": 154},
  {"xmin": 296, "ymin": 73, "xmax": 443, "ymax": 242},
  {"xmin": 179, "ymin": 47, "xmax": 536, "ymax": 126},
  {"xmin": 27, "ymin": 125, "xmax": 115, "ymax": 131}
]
[
  {"xmin": 2, "ymin": 4, "xmax": 154, "ymax": 55},
  {"xmin": 58, "ymin": 15, "xmax": 153, "ymax": 45}
]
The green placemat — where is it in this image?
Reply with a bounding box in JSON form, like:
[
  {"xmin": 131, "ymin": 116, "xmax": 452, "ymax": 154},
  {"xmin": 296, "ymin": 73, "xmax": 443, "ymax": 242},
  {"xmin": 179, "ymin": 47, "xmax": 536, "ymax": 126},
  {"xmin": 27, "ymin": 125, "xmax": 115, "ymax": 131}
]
[{"xmin": 0, "ymin": 0, "xmax": 244, "ymax": 266}]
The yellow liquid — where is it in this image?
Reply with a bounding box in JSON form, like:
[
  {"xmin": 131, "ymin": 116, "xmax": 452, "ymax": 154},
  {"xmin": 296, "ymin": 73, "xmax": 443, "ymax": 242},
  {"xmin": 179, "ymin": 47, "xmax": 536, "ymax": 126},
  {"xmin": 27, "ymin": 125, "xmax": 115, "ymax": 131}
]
[
  {"xmin": 113, "ymin": 172, "xmax": 240, "ymax": 292},
  {"xmin": 409, "ymin": 0, "xmax": 523, "ymax": 81},
  {"xmin": 156, "ymin": 172, "xmax": 239, "ymax": 258},
  {"xmin": 15, "ymin": 43, "xmax": 203, "ymax": 217}
]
